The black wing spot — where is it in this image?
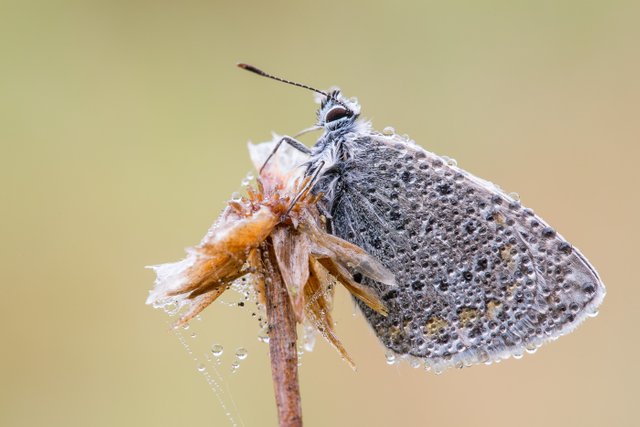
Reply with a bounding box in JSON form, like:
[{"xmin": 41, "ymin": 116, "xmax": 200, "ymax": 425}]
[{"xmin": 437, "ymin": 183, "xmax": 453, "ymax": 195}]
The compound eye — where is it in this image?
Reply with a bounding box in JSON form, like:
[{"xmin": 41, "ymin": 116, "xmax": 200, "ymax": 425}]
[{"xmin": 324, "ymin": 106, "xmax": 351, "ymax": 123}]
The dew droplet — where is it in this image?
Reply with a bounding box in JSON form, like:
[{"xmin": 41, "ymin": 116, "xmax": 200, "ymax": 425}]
[
  {"xmin": 197, "ymin": 364, "xmax": 206, "ymax": 372},
  {"xmin": 231, "ymin": 361, "xmax": 240, "ymax": 373},
  {"xmin": 235, "ymin": 347, "xmax": 248, "ymax": 360},
  {"xmin": 446, "ymin": 157, "xmax": 458, "ymax": 167},
  {"xmin": 257, "ymin": 334, "xmax": 270, "ymax": 344},
  {"xmin": 525, "ymin": 343, "xmax": 538, "ymax": 354},
  {"xmin": 241, "ymin": 173, "xmax": 254, "ymax": 187},
  {"xmin": 182, "ymin": 323, "xmax": 190, "ymax": 330},
  {"xmin": 410, "ymin": 358, "xmax": 421, "ymax": 369},
  {"xmin": 508, "ymin": 192, "xmax": 520, "ymax": 202},
  {"xmin": 303, "ymin": 324, "xmax": 316, "ymax": 352},
  {"xmin": 211, "ymin": 344, "xmax": 224, "ymax": 357},
  {"xmin": 162, "ymin": 301, "xmax": 179, "ymax": 316},
  {"xmin": 385, "ymin": 350, "xmax": 397, "ymax": 365},
  {"xmin": 382, "ymin": 126, "xmax": 395, "ymax": 135},
  {"xmin": 190, "ymin": 332, "xmax": 197, "ymax": 338}
]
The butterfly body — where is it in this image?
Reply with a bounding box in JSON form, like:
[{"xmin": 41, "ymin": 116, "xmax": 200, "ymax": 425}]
[
  {"xmin": 306, "ymin": 92, "xmax": 605, "ymax": 370},
  {"xmin": 237, "ymin": 65, "xmax": 605, "ymax": 370}
]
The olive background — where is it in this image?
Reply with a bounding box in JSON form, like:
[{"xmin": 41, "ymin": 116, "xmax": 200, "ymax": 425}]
[{"xmin": 1, "ymin": 1, "xmax": 638, "ymax": 426}]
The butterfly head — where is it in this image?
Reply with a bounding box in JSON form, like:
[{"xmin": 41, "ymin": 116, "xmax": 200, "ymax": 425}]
[
  {"xmin": 237, "ymin": 63, "xmax": 364, "ymax": 138},
  {"xmin": 317, "ymin": 90, "xmax": 360, "ymax": 132}
]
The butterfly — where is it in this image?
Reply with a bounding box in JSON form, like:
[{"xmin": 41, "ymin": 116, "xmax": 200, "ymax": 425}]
[{"xmin": 239, "ymin": 64, "xmax": 605, "ymax": 372}]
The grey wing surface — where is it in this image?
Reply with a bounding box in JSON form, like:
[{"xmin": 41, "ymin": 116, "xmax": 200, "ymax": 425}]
[{"xmin": 314, "ymin": 133, "xmax": 605, "ymax": 371}]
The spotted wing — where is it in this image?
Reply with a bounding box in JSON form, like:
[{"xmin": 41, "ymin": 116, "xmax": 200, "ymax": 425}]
[{"xmin": 314, "ymin": 133, "xmax": 605, "ymax": 372}]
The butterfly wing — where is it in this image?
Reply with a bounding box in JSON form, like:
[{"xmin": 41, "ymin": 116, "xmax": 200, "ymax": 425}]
[{"xmin": 313, "ymin": 133, "xmax": 605, "ymax": 371}]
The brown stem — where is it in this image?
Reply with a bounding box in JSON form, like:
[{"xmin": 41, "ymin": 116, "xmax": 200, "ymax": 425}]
[{"xmin": 263, "ymin": 237, "xmax": 303, "ymax": 427}]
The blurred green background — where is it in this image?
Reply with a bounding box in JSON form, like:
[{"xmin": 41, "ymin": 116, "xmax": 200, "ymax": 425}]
[{"xmin": 2, "ymin": 1, "xmax": 638, "ymax": 426}]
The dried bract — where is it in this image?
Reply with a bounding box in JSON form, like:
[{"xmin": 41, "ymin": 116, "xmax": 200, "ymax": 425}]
[{"xmin": 147, "ymin": 137, "xmax": 395, "ymax": 367}]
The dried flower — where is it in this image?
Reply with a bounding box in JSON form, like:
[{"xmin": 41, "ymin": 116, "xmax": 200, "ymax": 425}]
[{"xmin": 147, "ymin": 136, "xmax": 395, "ymax": 367}]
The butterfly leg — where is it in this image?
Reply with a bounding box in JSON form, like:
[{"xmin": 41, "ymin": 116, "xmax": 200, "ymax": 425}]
[
  {"xmin": 259, "ymin": 136, "xmax": 311, "ymax": 175},
  {"xmin": 283, "ymin": 160, "xmax": 325, "ymax": 219}
]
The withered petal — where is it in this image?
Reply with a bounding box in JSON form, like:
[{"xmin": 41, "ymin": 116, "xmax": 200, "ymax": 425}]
[
  {"xmin": 149, "ymin": 206, "xmax": 279, "ymax": 306},
  {"xmin": 199, "ymin": 206, "xmax": 278, "ymax": 254},
  {"xmin": 305, "ymin": 259, "xmax": 355, "ymax": 369},
  {"xmin": 187, "ymin": 268, "xmax": 249, "ymax": 299},
  {"xmin": 166, "ymin": 255, "xmax": 243, "ymax": 297},
  {"xmin": 174, "ymin": 286, "xmax": 227, "ymax": 328},
  {"xmin": 304, "ymin": 220, "xmax": 396, "ymax": 288},
  {"xmin": 272, "ymin": 226, "xmax": 311, "ymax": 321},
  {"xmin": 317, "ymin": 257, "xmax": 388, "ymax": 317}
]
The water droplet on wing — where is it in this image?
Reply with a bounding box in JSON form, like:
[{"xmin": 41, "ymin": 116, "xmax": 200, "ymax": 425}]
[{"xmin": 385, "ymin": 350, "xmax": 397, "ymax": 365}]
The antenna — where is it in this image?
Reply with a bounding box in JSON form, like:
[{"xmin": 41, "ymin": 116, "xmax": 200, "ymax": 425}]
[
  {"xmin": 237, "ymin": 63, "xmax": 329, "ymax": 97},
  {"xmin": 237, "ymin": 63, "xmax": 352, "ymax": 112}
]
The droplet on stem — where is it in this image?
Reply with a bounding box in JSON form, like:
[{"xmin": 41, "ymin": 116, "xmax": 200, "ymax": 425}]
[
  {"xmin": 235, "ymin": 347, "xmax": 248, "ymax": 360},
  {"xmin": 211, "ymin": 344, "xmax": 224, "ymax": 357}
]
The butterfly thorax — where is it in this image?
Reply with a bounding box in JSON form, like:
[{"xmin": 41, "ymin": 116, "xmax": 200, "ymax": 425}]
[{"xmin": 309, "ymin": 91, "xmax": 374, "ymax": 174}]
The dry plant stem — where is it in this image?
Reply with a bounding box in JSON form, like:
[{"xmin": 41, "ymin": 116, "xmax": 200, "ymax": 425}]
[{"xmin": 263, "ymin": 237, "xmax": 303, "ymax": 427}]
